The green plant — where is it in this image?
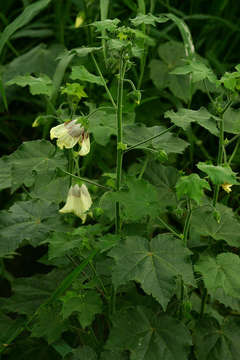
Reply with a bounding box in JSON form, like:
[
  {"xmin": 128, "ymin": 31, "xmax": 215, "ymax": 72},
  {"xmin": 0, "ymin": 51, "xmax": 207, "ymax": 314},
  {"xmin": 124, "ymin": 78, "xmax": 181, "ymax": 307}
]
[{"xmin": 1, "ymin": 1, "xmax": 240, "ymax": 360}]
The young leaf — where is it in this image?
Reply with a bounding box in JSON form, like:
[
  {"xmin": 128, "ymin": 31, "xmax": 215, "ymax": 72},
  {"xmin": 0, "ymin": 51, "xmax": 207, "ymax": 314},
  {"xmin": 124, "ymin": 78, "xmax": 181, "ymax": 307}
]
[
  {"xmin": 91, "ymin": 19, "xmax": 120, "ymax": 32},
  {"xmin": 109, "ymin": 234, "xmax": 194, "ymax": 310},
  {"xmin": 70, "ymin": 65, "xmax": 104, "ymax": 86},
  {"xmin": 197, "ymin": 162, "xmax": 238, "ymax": 185},
  {"xmin": 176, "ymin": 173, "xmax": 211, "ymax": 204},
  {"xmin": 131, "ymin": 13, "xmax": 168, "ymax": 27},
  {"xmin": 106, "ymin": 307, "xmax": 192, "ymax": 359},
  {"xmin": 195, "ymin": 252, "xmax": 240, "ymax": 299},
  {"xmin": 6, "ymin": 74, "xmax": 53, "ymax": 96},
  {"xmin": 194, "ymin": 317, "xmax": 240, "ymax": 360}
]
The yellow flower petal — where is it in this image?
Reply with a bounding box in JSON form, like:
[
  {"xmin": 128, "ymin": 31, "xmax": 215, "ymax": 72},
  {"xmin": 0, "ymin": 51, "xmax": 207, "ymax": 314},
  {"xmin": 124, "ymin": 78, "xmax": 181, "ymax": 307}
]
[
  {"xmin": 50, "ymin": 120, "xmax": 83, "ymax": 150},
  {"xmin": 221, "ymin": 183, "xmax": 233, "ymax": 193},
  {"xmin": 59, "ymin": 184, "xmax": 92, "ymax": 223},
  {"xmin": 79, "ymin": 133, "xmax": 90, "ymax": 156}
]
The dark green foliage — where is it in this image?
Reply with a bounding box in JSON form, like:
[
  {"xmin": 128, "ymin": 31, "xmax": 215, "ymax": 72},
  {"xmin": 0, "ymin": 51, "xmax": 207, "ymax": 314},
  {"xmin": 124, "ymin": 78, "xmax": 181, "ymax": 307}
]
[{"xmin": 1, "ymin": 1, "xmax": 240, "ymax": 359}]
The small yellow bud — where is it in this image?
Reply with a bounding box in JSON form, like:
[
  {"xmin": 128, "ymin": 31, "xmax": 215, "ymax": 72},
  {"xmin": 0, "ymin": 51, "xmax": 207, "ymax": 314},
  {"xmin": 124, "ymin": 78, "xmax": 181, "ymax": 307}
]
[
  {"xmin": 221, "ymin": 183, "xmax": 233, "ymax": 193},
  {"xmin": 75, "ymin": 12, "xmax": 84, "ymax": 28}
]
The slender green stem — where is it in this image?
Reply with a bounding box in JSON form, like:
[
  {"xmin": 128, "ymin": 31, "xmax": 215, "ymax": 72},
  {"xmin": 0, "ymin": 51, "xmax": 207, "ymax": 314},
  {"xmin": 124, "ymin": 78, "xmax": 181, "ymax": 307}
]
[
  {"xmin": 91, "ymin": 53, "xmax": 117, "ymax": 109},
  {"xmin": 85, "ymin": 106, "xmax": 115, "ymax": 120},
  {"xmin": 212, "ymin": 101, "xmax": 232, "ymax": 206},
  {"xmin": 179, "ymin": 198, "xmax": 192, "ymax": 319},
  {"xmin": 228, "ymin": 138, "xmax": 240, "ymax": 165},
  {"xmin": 158, "ymin": 216, "xmax": 182, "ymax": 239},
  {"xmin": 124, "ymin": 125, "xmax": 176, "ymax": 153},
  {"xmin": 138, "ymin": 155, "xmax": 149, "ymax": 179},
  {"xmin": 137, "ymin": 0, "xmax": 146, "ymax": 13},
  {"xmin": 60, "ymin": 169, "xmax": 111, "ymax": 190},
  {"xmin": 150, "ymin": 0, "xmax": 156, "ymax": 13},
  {"xmin": 183, "ymin": 198, "xmax": 192, "ymax": 246},
  {"xmin": 225, "ymin": 133, "xmax": 240, "ymax": 147},
  {"xmin": 115, "ymin": 52, "xmax": 127, "ymax": 235},
  {"xmin": 179, "ymin": 279, "xmax": 184, "ymax": 320},
  {"xmin": 213, "ymin": 117, "xmax": 224, "ymax": 207},
  {"xmin": 200, "ymin": 287, "xmax": 207, "ymax": 318}
]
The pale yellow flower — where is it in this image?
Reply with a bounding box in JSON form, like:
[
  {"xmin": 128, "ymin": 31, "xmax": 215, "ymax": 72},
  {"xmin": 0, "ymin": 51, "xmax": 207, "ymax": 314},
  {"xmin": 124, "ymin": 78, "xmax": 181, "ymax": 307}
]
[
  {"xmin": 50, "ymin": 119, "xmax": 90, "ymax": 156},
  {"xmin": 59, "ymin": 184, "xmax": 92, "ymax": 223},
  {"xmin": 221, "ymin": 183, "xmax": 233, "ymax": 194},
  {"xmin": 79, "ymin": 133, "xmax": 90, "ymax": 156}
]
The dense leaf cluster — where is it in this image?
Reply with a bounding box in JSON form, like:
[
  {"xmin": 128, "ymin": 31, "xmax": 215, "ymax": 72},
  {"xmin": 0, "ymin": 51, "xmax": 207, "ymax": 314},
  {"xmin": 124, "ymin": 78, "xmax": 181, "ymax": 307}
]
[{"xmin": 1, "ymin": 1, "xmax": 240, "ymax": 359}]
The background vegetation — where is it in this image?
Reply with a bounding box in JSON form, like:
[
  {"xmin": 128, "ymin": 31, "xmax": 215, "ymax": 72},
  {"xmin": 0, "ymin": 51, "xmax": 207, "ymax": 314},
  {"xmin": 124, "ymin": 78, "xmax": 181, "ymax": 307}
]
[{"xmin": 1, "ymin": 0, "xmax": 240, "ymax": 359}]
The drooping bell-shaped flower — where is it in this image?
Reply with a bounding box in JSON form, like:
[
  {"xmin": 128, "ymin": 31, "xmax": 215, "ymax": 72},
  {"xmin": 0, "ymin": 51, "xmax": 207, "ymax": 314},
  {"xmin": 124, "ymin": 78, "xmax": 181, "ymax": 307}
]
[
  {"xmin": 50, "ymin": 119, "xmax": 90, "ymax": 156},
  {"xmin": 59, "ymin": 184, "xmax": 92, "ymax": 223}
]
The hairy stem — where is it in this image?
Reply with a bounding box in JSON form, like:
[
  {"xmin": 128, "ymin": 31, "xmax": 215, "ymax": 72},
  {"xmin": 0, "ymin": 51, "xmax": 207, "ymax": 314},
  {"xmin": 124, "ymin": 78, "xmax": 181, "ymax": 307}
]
[
  {"xmin": 91, "ymin": 53, "xmax": 117, "ymax": 109},
  {"xmin": 115, "ymin": 52, "xmax": 127, "ymax": 234}
]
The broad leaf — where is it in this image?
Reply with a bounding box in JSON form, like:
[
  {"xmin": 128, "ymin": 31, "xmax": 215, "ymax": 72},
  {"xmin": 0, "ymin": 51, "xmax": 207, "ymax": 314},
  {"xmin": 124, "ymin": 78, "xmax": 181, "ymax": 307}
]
[
  {"xmin": 71, "ymin": 346, "xmax": 97, "ymax": 360},
  {"xmin": 176, "ymin": 173, "xmax": 211, "ymax": 204},
  {"xmin": 31, "ymin": 174, "xmax": 69, "ymax": 204},
  {"xmin": 106, "ymin": 306, "xmax": 192, "ymax": 360},
  {"xmin": 61, "ymin": 290, "xmax": 102, "ymax": 328},
  {"xmin": 171, "ymin": 60, "xmax": 217, "ymax": 83},
  {"xmin": 109, "ymin": 178, "xmax": 160, "ymax": 221},
  {"xmin": 213, "ymin": 288, "xmax": 240, "ymax": 312},
  {"xmin": 109, "ymin": 234, "xmax": 194, "ymax": 310},
  {"xmin": 7, "ymin": 140, "xmax": 67, "ymax": 191},
  {"xmin": 6, "ymin": 74, "xmax": 53, "ymax": 96},
  {"xmin": 0, "ymin": 157, "xmax": 11, "ymax": 190},
  {"xmin": 144, "ymin": 162, "xmax": 179, "ymax": 211},
  {"xmin": 195, "ymin": 252, "xmax": 240, "ymax": 299},
  {"xmin": 124, "ymin": 124, "xmax": 189, "ymax": 154},
  {"xmin": 88, "ymin": 110, "xmax": 116, "ymax": 146},
  {"xmin": 44, "ymin": 224, "xmax": 106, "ymax": 259},
  {"xmin": 194, "ymin": 317, "xmax": 240, "ymax": 360},
  {"xmin": 0, "ymin": 314, "xmax": 25, "ymax": 346},
  {"xmin": 31, "ymin": 305, "xmax": 68, "ymax": 344},
  {"xmin": 197, "ymin": 162, "xmax": 238, "ymax": 185},
  {"xmin": 0, "ymin": 199, "xmax": 59, "ymax": 256},
  {"xmin": 191, "ymin": 202, "xmax": 240, "ymax": 246},
  {"xmin": 223, "ymin": 107, "xmax": 240, "ymax": 134},
  {"xmin": 70, "ymin": 65, "xmax": 104, "ymax": 86},
  {"xmin": 165, "ymin": 107, "xmax": 219, "ymax": 135},
  {"xmin": 100, "ymin": 351, "xmax": 128, "ymax": 360},
  {"xmin": 0, "ymin": 269, "xmax": 69, "ymax": 315}
]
